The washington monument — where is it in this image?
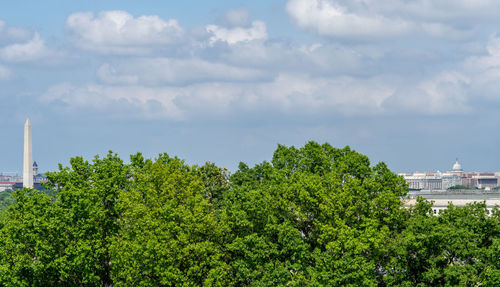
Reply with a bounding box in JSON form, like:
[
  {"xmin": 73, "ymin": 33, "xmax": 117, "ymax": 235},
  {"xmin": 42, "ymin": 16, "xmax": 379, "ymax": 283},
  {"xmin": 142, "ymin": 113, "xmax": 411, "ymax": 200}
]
[{"xmin": 23, "ymin": 118, "xmax": 33, "ymax": 188}]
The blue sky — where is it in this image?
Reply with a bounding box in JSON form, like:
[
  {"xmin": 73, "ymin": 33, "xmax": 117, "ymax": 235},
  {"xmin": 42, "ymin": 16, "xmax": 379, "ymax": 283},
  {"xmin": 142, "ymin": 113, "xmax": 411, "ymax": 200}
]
[{"xmin": 2, "ymin": 0, "xmax": 500, "ymax": 174}]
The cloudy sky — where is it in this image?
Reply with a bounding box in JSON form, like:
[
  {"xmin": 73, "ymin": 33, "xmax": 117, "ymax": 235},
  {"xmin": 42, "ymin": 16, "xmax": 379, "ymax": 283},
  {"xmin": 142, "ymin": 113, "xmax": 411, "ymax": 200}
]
[{"xmin": 1, "ymin": 0, "xmax": 500, "ymax": 174}]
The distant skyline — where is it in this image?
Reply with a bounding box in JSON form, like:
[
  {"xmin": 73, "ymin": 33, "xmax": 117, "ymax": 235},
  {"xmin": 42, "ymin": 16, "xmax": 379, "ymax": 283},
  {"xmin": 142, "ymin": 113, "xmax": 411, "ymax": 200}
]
[{"xmin": 2, "ymin": 0, "xmax": 500, "ymax": 173}]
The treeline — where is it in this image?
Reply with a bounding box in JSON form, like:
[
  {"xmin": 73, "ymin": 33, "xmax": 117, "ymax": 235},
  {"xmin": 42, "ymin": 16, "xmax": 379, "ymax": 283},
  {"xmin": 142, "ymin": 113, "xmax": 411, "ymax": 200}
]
[{"xmin": 0, "ymin": 142, "xmax": 497, "ymax": 286}]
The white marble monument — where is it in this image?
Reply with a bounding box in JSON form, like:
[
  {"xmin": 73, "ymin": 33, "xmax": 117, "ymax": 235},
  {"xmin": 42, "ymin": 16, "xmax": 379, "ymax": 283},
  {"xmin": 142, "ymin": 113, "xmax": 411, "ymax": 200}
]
[{"xmin": 23, "ymin": 118, "xmax": 33, "ymax": 188}]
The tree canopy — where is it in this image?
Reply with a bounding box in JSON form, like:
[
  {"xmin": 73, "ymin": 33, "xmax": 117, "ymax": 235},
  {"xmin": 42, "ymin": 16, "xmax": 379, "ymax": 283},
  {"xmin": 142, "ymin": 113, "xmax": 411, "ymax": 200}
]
[{"xmin": 0, "ymin": 142, "xmax": 497, "ymax": 286}]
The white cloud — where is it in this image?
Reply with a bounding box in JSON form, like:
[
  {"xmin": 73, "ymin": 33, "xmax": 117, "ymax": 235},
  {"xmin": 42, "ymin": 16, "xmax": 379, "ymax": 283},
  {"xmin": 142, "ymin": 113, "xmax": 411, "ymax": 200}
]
[
  {"xmin": 462, "ymin": 36, "xmax": 500, "ymax": 99},
  {"xmin": 66, "ymin": 10, "xmax": 184, "ymax": 54},
  {"xmin": 285, "ymin": 0, "xmax": 500, "ymax": 40},
  {"xmin": 254, "ymin": 74, "xmax": 393, "ymax": 114},
  {"xmin": 27, "ymin": 8, "xmax": 500, "ymax": 120},
  {"xmin": 42, "ymin": 73, "xmax": 396, "ymax": 120},
  {"xmin": 203, "ymin": 40, "xmax": 369, "ymax": 78},
  {"xmin": 206, "ymin": 21, "xmax": 267, "ymax": 45},
  {"xmin": 414, "ymin": 72, "xmax": 471, "ymax": 114},
  {"xmin": 0, "ymin": 32, "xmax": 49, "ymax": 62},
  {"xmin": 286, "ymin": 0, "xmax": 411, "ymax": 39},
  {"xmin": 464, "ymin": 36, "xmax": 500, "ymax": 72},
  {"xmin": 97, "ymin": 58, "xmax": 268, "ymax": 85},
  {"xmin": 41, "ymin": 83, "xmax": 184, "ymax": 120},
  {"xmin": 383, "ymin": 72, "xmax": 471, "ymax": 115}
]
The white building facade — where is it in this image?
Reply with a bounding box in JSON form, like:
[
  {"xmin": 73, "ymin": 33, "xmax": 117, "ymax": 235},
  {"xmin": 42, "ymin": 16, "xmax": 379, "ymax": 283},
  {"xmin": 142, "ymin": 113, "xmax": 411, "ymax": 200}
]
[{"xmin": 400, "ymin": 160, "xmax": 497, "ymax": 191}]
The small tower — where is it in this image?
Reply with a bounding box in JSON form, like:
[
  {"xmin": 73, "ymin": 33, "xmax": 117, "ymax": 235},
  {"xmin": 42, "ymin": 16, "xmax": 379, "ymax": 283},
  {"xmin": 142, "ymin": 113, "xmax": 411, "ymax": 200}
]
[{"xmin": 33, "ymin": 161, "xmax": 38, "ymax": 176}]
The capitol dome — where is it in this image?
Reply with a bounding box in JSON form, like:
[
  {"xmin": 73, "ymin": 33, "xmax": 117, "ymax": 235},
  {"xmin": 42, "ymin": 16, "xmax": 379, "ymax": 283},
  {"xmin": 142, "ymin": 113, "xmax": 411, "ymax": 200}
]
[{"xmin": 452, "ymin": 159, "xmax": 463, "ymax": 172}]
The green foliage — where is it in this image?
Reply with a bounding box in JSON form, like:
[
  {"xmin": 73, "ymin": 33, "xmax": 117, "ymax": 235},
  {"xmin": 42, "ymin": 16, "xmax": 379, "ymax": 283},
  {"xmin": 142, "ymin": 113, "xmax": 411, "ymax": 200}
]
[
  {"xmin": 0, "ymin": 142, "xmax": 497, "ymax": 286},
  {"xmin": 386, "ymin": 201, "xmax": 500, "ymax": 286},
  {"xmin": 194, "ymin": 161, "xmax": 230, "ymax": 205},
  {"xmin": 448, "ymin": 185, "xmax": 470, "ymax": 190},
  {"xmin": 111, "ymin": 153, "xmax": 230, "ymax": 286},
  {"xmin": 224, "ymin": 141, "xmax": 409, "ymax": 286},
  {"xmin": 0, "ymin": 152, "xmax": 129, "ymax": 286},
  {"xmin": 0, "ymin": 190, "xmax": 15, "ymax": 212}
]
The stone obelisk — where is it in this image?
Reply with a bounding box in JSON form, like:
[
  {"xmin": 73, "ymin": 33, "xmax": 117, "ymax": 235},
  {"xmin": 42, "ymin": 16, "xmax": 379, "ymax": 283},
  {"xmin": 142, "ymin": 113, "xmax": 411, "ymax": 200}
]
[{"xmin": 23, "ymin": 118, "xmax": 33, "ymax": 188}]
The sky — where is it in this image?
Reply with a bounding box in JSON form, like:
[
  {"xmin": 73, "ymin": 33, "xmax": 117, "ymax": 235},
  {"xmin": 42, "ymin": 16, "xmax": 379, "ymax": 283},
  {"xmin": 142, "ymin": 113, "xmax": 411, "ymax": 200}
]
[{"xmin": 1, "ymin": 0, "xmax": 500, "ymax": 174}]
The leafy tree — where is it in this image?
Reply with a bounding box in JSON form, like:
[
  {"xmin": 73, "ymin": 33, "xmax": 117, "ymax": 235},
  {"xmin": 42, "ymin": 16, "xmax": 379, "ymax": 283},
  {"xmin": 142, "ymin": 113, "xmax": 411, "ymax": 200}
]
[
  {"xmin": 0, "ymin": 188, "xmax": 62, "ymax": 286},
  {"xmin": 0, "ymin": 190, "xmax": 15, "ymax": 212},
  {"xmin": 223, "ymin": 142, "xmax": 408, "ymax": 286},
  {"xmin": 386, "ymin": 198, "xmax": 500, "ymax": 286},
  {"xmin": 194, "ymin": 162, "xmax": 230, "ymax": 205},
  {"xmin": 0, "ymin": 152, "xmax": 129, "ymax": 286},
  {"xmin": 0, "ymin": 143, "xmax": 497, "ymax": 286},
  {"xmin": 110, "ymin": 153, "xmax": 231, "ymax": 286}
]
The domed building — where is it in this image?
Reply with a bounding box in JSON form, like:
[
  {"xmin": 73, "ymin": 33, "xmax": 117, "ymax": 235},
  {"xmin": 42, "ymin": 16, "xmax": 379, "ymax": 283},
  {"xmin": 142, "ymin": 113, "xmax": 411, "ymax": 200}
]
[
  {"xmin": 401, "ymin": 159, "xmax": 464, "ymax": 190},
  {"xmin": 402, "ymin": 158, "xmax": 500, "ymax": 214},
  {"xmin": 451, "ymin": 159, "xmax": 463, "ymax": 173}
]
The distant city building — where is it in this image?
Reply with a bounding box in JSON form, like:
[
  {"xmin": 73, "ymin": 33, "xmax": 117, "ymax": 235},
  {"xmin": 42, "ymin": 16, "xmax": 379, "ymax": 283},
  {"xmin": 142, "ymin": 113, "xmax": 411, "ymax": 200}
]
[
  {"xmin": 402, "ymin": 172, "xmax": 461, "ymax": 190},
  {"xmin": 0, "ymin": 162, "xmax": 45, "ymax": 192},
  {"xmin": 400, "ymin": 159, "xmax": 500, "ymax": 191},
  {"xmin": 402, "ymin": 159, "xmax": 500, "ymax": 214},
  {"xmin": 405, "ymin": 190, "xmax": 500, "ymax": 214}
]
